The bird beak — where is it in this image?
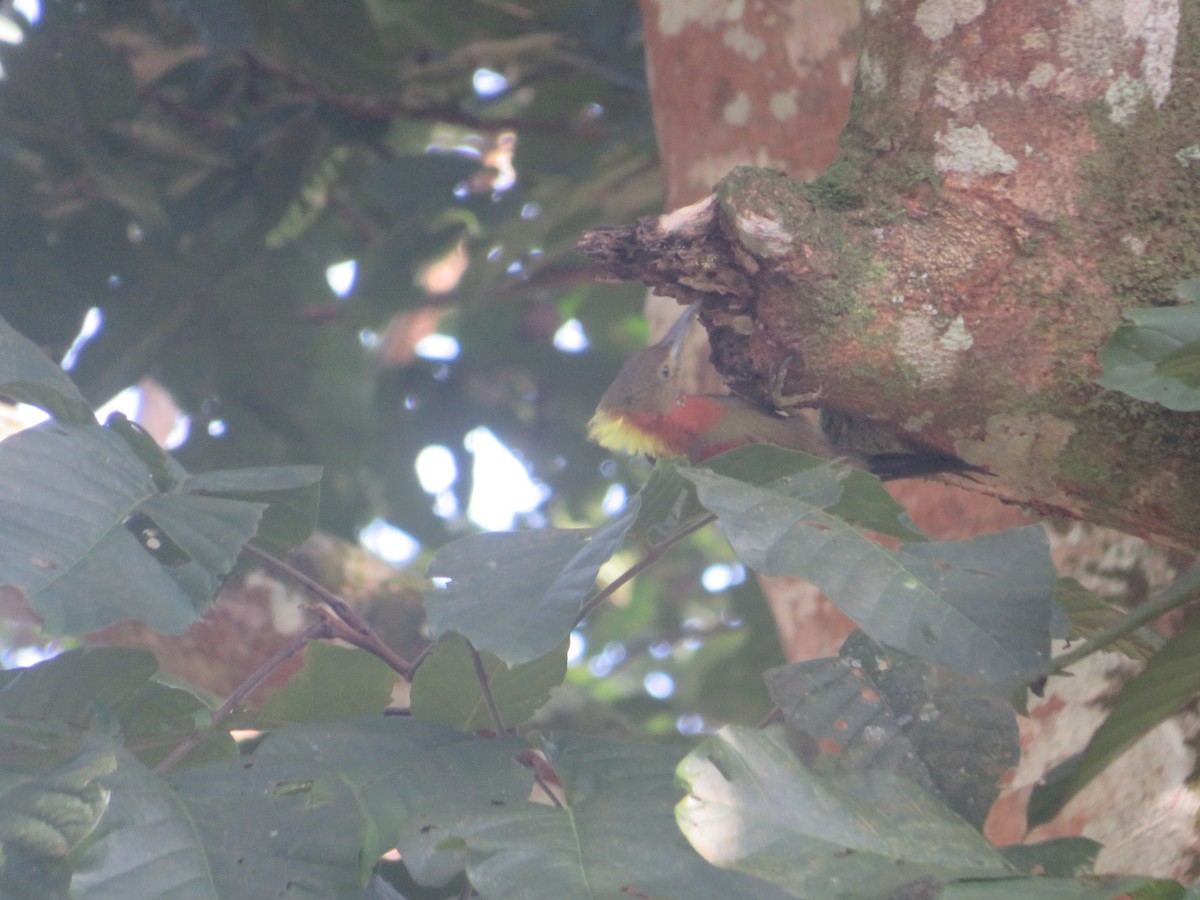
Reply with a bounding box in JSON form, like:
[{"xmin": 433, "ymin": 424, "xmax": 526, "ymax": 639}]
[{"xmin": 657, "ymin": 302, "xmax": 702, "ymax": 364}]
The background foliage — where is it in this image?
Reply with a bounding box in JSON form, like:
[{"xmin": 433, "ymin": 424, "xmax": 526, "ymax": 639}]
[
  {"xmin": 2, "ymin": 2, "xmax": 1199, "ymax": 898},
  {"xmin": 1, "ymin": 0, "xmax": 658, "ymax": 540}
]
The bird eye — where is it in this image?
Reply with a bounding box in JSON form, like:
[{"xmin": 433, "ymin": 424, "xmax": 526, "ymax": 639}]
[{"xmin": 659, "ymin": 364, "xmax": 670, "ymax": 378}]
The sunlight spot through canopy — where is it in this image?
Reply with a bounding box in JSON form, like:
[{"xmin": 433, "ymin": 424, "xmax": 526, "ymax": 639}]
[
  {"xmin": 553, "ymin": 318, "xmax": 589, "ymax": 353},
  {"xmin": 464, "ymin": 427, "xmax": 548, "ymax": 531},
  {"xmin": 325, "ymin": 260, "xmax": 357, "ymax": 297},
  {"xmin": 61, "ymin": 307, "xmax": 103, "ymax": 371},
  {"xmin": 414, "ymin": 333, "xmax": 461, "ymax": 361},
  {"xmin": 359, "ymin": 518, "xmax": 421, "ymax": 565},
  {"xmin": 415, "ymin": 445, "xmax": 457, "ymax": 494},
  {"xmin": 472, "ymin": 68, "xmax": 509, "ymax": 97}
]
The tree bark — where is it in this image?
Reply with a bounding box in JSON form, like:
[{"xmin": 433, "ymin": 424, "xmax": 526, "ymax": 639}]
[{"xmin": 592, "ymin": 0, "xmax": 1200, "ymax": 550}]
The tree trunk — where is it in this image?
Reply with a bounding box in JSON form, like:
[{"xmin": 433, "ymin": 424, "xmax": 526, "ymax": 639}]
[{"xmin": 596, "ymin": 0, "xmax": 1200, "ymax": 550}]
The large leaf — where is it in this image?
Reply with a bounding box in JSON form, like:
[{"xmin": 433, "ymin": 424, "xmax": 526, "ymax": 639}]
[
  {"xmin": 258, "ymin": 641, "xmax": 397, "ymax": 724},
  {"xmin": 1029, "ymin": 610, "xmax": 1200, "ymax": 828},
  {"xmin": 703, "ymin": 445, "xmax": 928, "ymax": 543},
  {"xmin": 424, "ymin": 496, "xmax": 640, "ymax": 665},
  {"xmin": 1055, "ymin": 578, "xmax": 1158, "ymax": 663},
  {"xmin": 0, "ymin": 740, "xmax": 117, "ymax": 900},
  {"xmin": 47, "ymin": 720, "xmax": 530, "ymax": 898},
  {"xmin": 69, "ymin": 745, "xmax": 218, "ymax": 899},
  {"xmin": 0, "ymin": 647, "xmax": 230, "ymax": 769},
  {"xmin": 940, "ymin": 876, "xmax": 1185, "ymax": 899},
  {"xmin": 161, "ymin": 720, "xmax": 531, "ymax": 897},
  {"xmin": 0, "ymin": 421, "xmax": 267, "ymax": 634},
  {"xmin": 999, "ymin": 838, "xmax": 1103, "ymax": 878},
  {"xmin": 682, "ymin": 466, "xmax": 1054, "ymax": 693},
  {"xmin": 626, "ymin": 460, "xmax": 709, "ymax": 547},
  {"xmin": 676, "ymin": 726, "xmax": 1012, "ymax": 897},
  {"xmin": 0, "ymin": 313, "xmax": 93, "ymax": 423},
  {"xmin": 184, "ymin": 464, "xmax": 323, "ymax": 556},
  {"xmin": 765, "ymin": 630, "xmax": 1019, "ymax": 829},
  {"xmin": 410, "ymin": 633, "xmax": 567, "ymax": 733},
  {"xmin": 402, "ymin": 733, "xmax": 791, "ymax": 899},
  {"xmin": 1096, "ymin": 297, "xmax": 1200, "ymax": 410}
]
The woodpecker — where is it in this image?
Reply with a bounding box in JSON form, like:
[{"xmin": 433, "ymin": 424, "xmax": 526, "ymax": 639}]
[{"xmin": 588, "ymin": 303, "xmax": 981, "ymax": 480}]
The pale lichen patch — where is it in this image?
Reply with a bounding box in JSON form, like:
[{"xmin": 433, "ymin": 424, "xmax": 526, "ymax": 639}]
[
  {"xmin": 654, "ymin": 0, "xmax": 745, "ymax": 37},
  {"xmin": 859, "ymin": 50, "xmax": 887, "ymax": 95},
  {"xmin": 769, "ymin": 90, "xmax": 799, "ymax": 121},
  {"xmin": 914, "ymin": 0, "xmax": 985, "ymax": 42},
  {"xmin": 1106, "ymin": 73, "xmax": 1150, "ymax": 124},
  {"xmin": 723, "ymin": 23, "xmax": 766, "ymax": 61},
  {"xmin": 1125, "ymin": 0, "xmax": 1179, "ymax": 108},
  {"xmin": 658, "ymin": 194, "xmax": 715, "ymax": 237},
  {"xmin": 733, "ymin": 210, "xmax": 794, "ymax": 258},
  {"xmin": 896, "ymin": 313, "xmax": 971, "ymax": 386},
  {"xmin": 903, "ymin": 411, "xmax": 936, "ymax": 433},
  {"xmin": 723, "ymin": 91, "xmax": 752, "ymax": 126},
  {"xmin": 1027, "ymin": 62, "xmax": 1057, "ymax": 91},
  {"xmin": 934, "ymin": 125, "xmax": 1018, "ymax": 177}
]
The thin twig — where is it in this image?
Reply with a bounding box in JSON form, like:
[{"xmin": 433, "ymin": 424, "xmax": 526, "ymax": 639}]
[
  {"xmin": 756, "ymin": 707, "xmax": 783, "ymax": 729},
  {"xmin": 466, "ymin": 640, "xmax": 507, "ymax": 734},
  {"xmin": 243, "ymin": 544, "xmax": 413, "ymax": 678},
  {"xmin": 154, "ymin": 619, "xmax": 332, "ymax": 774},
  {"xmin": 532, "ymin": 772, "xmax": 565, "ymax": 809},
  {"xmin": 315, "ymin": 607, "xmax": 415, "ymax": 680},
  {"xmin": 407, "ymin": 642, "xmax": 434, "ymax": 679},
  {"xmin": 574, "ymin": 514, "xmax": 716, "ymax": 628},
  {"xmin": 1029, "ymin": 562, "xmax": 1200, "ymax": 686}
]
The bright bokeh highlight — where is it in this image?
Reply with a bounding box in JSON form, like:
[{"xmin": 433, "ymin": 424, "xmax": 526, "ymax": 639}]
[
  {"xmin": 359, "ymin": 518, "xmax": 421, "ymax": 565},
  {"xmin": 464, "ymin": 427, "xmax": 548, "ymax": 531}
]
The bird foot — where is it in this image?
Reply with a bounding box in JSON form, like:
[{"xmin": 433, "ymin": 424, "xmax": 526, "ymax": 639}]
[{"xmin": 770, "ymin": 357, "xmax": 822, "ymax": 410}]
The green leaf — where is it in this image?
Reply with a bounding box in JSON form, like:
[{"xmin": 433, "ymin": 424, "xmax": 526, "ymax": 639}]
[
  {"xmin": 105, "ymin": 411, "xmax": 184, "ymax": 492},
  {"xmin": 0, "ymin": 313, "xmax": 93, "ymax": 422},
  {"xmin": 999, "ymin": 837, "xmax": 1103, "ymax": 877},
  {"xmin": 402, "ymin": 733, "xmax": 791, "ymax": 899},
  {"xmin": 683, "ymin": 466, "xmax": 1054, "ymax": 694},
  {"xmin": 68, "ymin": 745, "xmax": 219, "ymax": 899},
  {"xmin": 184, "ymin": 464, "xmax": 323, "ymax": 555},
  {"xmin": 165, "ymin": 720, "xmax": 531, "ymax": 896},
  {"xmin": 765, "ymin": 630, "xmax": 1019, "ymax": 829},
  {"xmin": 675, "ymin": 726, "xmax": 1012, "ymax": 897},
  {"xmin": 1177, "ymin": 280, "xmax": 1200, "ymax": 304},
  {"xmin": 765, "ymin": 650, "xmax": 933, "ymax": 781},
  {"xmin": 1155, "ymin": 341, "xmax": 1200, "ymax": 385},
  {"xmin": 1096, "ymin": 301, "xmax": 1200, "ymax": 410},
  {"xmin": 259, "ymin": 642, "xmax": 397, "ymax": 724},
  {"xmin": 941, "ymin": 875, "xmax": 1185, "ymax": 899},
  {"xmin": 1029, "ymin": 612, "xmax": 1200, "ymax": 827},
  {"xmin": 63, "ymin": 721, "xmax": 530, "ymax": 898},
  {"xmin": 0, "ymin": 739, "xmax": 117, "ymax": 899},
  {"xmin": 410, "ymin": 633, "xmax": 567, "ymax": 733},
  {"xmin": 0, "ymin": 421, "xmax": 267, "ymax": 634},
  {"xmin": 626, "ymin": 460, "xmax": 708, "ymax": 547},
  {"xmin": 1055, "ymin": 578, "xmax": 1158, "ymax": 662},
  {"xmin": 702, "ymin": 445, "xmax": 928, "ymax": 543},
  {"xmin": 0, "ymin": 647, "xmax": 231, "ymax": 769},
  {"xmin": 423, "ymin": 496, "xmax": 640, "ymax": 665},
  {"xmin": 703, "ymin": 443, "xmax": 828, "ymax": 485},
  {"xmin": 0, "ymin": 647, "xmax": 158, "ymax": 729}
]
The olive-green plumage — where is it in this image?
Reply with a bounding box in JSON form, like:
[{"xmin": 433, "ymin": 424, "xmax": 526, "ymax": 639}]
[
  {"xmin": 587, "ymin": 303, "xmax": 833, "ymax": 462},
  {"xmin": 588, "ymin": 303, "xmax": 984, "ymax": 481}
]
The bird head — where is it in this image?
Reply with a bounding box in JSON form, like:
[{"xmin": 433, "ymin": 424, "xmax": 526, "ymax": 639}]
[{"xmin": 587, "ymin": 303, "xmax": 700, "ymax": 457}]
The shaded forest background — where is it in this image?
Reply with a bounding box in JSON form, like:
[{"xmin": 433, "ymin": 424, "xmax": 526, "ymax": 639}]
[
  {"xmin": 0, "ymin": 0, "xmax": 798, "ymax": 736},
  {"xmin": 3, "ymin": 0, "xmax": 1200, "ymax": 893}
]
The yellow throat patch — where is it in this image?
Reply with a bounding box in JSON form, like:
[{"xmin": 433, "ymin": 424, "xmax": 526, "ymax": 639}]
[{"xmin": 586, "ymin": 410, "xmax": 678, "ymax": 459}]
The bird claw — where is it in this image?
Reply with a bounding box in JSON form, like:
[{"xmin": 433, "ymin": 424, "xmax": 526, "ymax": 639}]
[{"xmin": 770, "ymin": 356, "xmax": 822, "ymax": 410}]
